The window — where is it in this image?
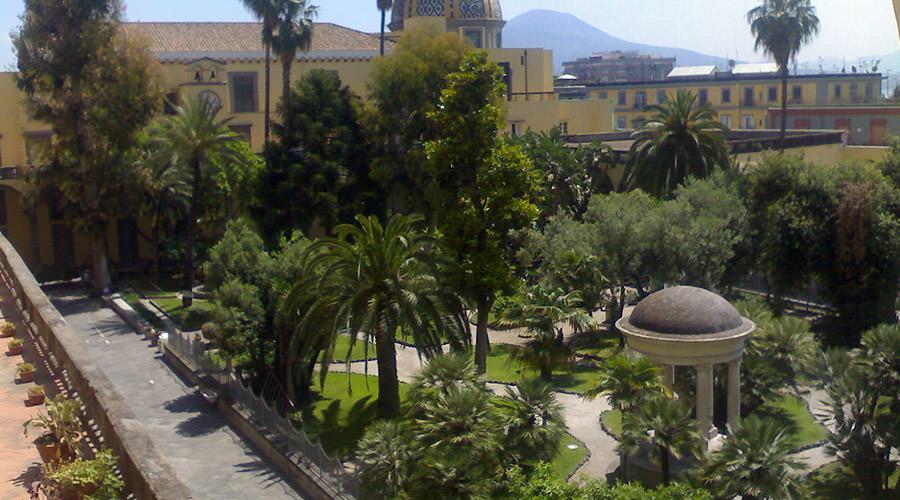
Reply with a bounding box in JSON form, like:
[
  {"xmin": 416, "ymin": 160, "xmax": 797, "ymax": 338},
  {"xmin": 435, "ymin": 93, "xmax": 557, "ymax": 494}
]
[
  {"xmin": 657, "ymin": 90, "xmax": 667, "ymax": 104},
  {"xmin": 617, "ymin": 116, "xmax": 627, "ymax": 129},
  {"xmin": 635, "ymin": 91, "xmax": 647, "ymax": 108},
  {"xmin": 24, "ymin": 133, "xmax": 51, "ymax": 165},
  {"xmin": 741, "ymin": 115, "xmax": 755, "ymax": 129},
  {"xmin": 597, "ymin": 91, "xmax": 608, "ymax": 99},
  {"xmin": 834, "ymin": 84, "xmax": 842, "ymax": 98},
  {"xmin": 792, "ymin": 86, "xmax": 802, "ymax": 101},
  {"xmin": 698, "ymin": 89, "xmax": 708, "ymax": 105},
  {"xmin": 164, "ymin": 92, "xmax": 180, "ymax": 115},
  {"xmin": 230, "ymin": 125, "xmax": 252, "ymax": 147},
  {"xmin": 463, "ymin": 29, "xmax": 483, "ymax": 48},
  {"xmin": 865, "ymin": 83, "xmax": 874, "ymax": 99},
  {"xmin": 229, "ymin": 73, "xmax": 258, "ymax": 113},
  {"xmin": 498, "ymin": 63, "xmax": 512, "ymax": 96},
  {"xmin": 721, "ymin": 115, "xmax": 732, "ymax": 129},
  {"xmin": 744, "ymin": 87, "xmax": 755, "ymax": 106},
  {"xmin": 0, "ymin": 189, "xmax": 7, "ymax": 227},
  {"xmin": 721, "ymin": 88, "xmax": 731, "ymax": 103},
  {"xmin": 618, "ymin": 91, "xmax": 627, "ymax": 106},
  {"xmin": 768, "ymin": 87, "xmax": 778, "ymax": 102},
  {"xmin": 510, "ymin": 123, "xmax": 519, "ymax": 136},
  {"xmin": 850, "ymin": 83, "xmax": 858, "ymax": 98},
  {"xmin": 558, "ymin": 122, "xmax": 569, "ymax": 135}
]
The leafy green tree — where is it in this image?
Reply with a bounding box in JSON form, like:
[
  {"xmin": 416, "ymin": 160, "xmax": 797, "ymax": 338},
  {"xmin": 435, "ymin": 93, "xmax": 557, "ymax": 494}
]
[
  {"xmin": 259, "ymin": 69, "xmax": 378, "ymax": 241},
  {"xmin": 368, "ymin": 25, "xmax": 470, "ymax": 212},
  {"xmin": 202, "ymin": 219, "xmax": 274, "ymax": 293},
  {"xmin": 213, "ymin": 140, "xmax": 263, "ymax": 223},
  {"xmin": 281, "ymin": 214, "xmax": 466, "ymax": 416},
  {"xmin": 271, "ymin": 0, "xmax": 317, "ymax": 131},
  {"xmin": 426, "ymin": 51, "xmax": 542, "ymax": 374},
  {"xmin": 204, "ymin": 278, "xmax": 268, "ymax": 373},
  {"xmin": 623, "ymin": 90, "xmax": 729, "ymax": 199},
  {"xmin": 700, "ymin": 416, "xmax": 806, "ymax": 499},
  {"xmin": 819, "ymin": 325, "xmax": 899, "ymax": 496},
  {"xmin": 584, "ymin": 353, "xmax": 668, "ymax": 412},
  {"xmin": 13, "ymin": 0, "xmax": 162, "ymax": 291},
  {"xmin": 150, "ymin": 96, "xmax": 237, "ymax": 306},
  {"xmin": 624, "ymin": 395, "xmax": 703, "ymax": 485},
  {"xmin": 747, "ymin": 0, "xmax": 820, "ymax": 149},
  {"xmin": 376, "ymin": 0, "xmax": 392, "ymax": 56}
]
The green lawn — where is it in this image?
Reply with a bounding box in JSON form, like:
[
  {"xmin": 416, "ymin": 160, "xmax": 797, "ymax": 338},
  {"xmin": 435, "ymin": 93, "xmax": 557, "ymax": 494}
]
[
  {"xmin": 485, "ymin": 345, "xmax": 603, "ymax": 394},
  {"xmin": 598, "ymin": 394, "xmax": 826, "ymax": 450},
  {"xmin": 568, "ymin": 330, "xmax": 620, "ymax": 359},
  {"xmin": 154, "ymin": 297, "xmax": 214, "ymax": 331},
  {"xmin": 550, "ymin": 433, "xmax": 590, "ymax": 479},
  {"xmin": 121, "ymin": 292, "xmax": 164, "ymax": 330},
  {"xmin": 331, "ymin": 335, "xmax": 377, "ymax": 362},
  {"xmin": 807, "ymin": 462, "xmax": 899, "ymax": 499}
]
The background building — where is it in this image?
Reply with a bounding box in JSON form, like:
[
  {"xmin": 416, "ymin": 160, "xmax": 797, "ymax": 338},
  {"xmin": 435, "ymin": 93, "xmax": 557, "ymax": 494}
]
[
  {"xmin": 562, "ymin": 51, "xmax": 675, "ymax": 84},
  {"xmin": 767, "ymin": 105, "xmax": 900, "ymax": 146}
]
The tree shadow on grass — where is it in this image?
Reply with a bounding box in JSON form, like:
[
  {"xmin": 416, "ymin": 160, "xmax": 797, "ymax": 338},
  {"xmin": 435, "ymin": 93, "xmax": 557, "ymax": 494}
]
[
  {"xmin": 753, "ymin": 402, "xmax": 801, "ymax": 446},
  {"xmin": 300, "ymin": 395, "xmax": 379, "ymax": 458},
  {"xmin": 806, "ymin": 464, "xmax": 869, "ymax": 500}
]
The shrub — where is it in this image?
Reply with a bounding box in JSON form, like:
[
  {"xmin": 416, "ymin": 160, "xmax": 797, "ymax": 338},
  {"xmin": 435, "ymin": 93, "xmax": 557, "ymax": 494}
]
[
  {"xmin": 28, "ymin": 385, "xmax": 45, "ymax": 397},
  {"xmin": 8, "ymin": 338, "xmax": 23, "ymax": 348},
  {"xmin": 41, "ymin": 449, "xmax": 123, "ymax": 499},
  {"xmin": 16, "ymin": 362, "xmax": 35, "ymax": 375}
]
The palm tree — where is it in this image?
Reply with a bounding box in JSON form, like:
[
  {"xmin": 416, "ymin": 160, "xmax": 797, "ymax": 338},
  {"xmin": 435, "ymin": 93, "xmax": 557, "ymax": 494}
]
[
  {"xmin": 377, "ymin": 0, "xmax": 393, "ymax": 56},
  {"xmin": 500, "ymin": 285, "xmax": 593, "ymax": 381},
  {"xmin": 748, "ymin": 0, "xmax": 820, "ymax": 150},
  {"xmin": 625, "ymin": 395, "xmax": 703, "ymax": 484},
  {"xmin": 623, "ymin": 90, "xmax": 730, "ymax": 198},
  {"xmin": 584, "ymin": 352, "xmax": 669, "ymax": 412},
  {"xmin": 138, "ymin": 145, "xmax": 190, "ymax": 283},
  {"xmin": 150, "ymin": 96, "xmax": 236, "ymax": 306},
  {"xmin": 240, "ymin": 0, "xmax": 282, "ymax": 148},
  {"xmin": 358, "ymin": 420, "xmax": 416, "ymax": 498},
  {"xmin": 282, "ymin": 214, "xmax": 467, "ymax": 417},
  {"xmin": 409, "ymin": 352, "xmax": 482, "ymax": 404},
  {"xmin": 272, "ymin": 0, "xmax": 317, "ymax": 122},
  {"xmin": 497, "ymin": 379, "xmax": 566, "ymax": 464},
  {"xmin": 700, "ymin": 415, "xmax": 805, "ymax": 499}
]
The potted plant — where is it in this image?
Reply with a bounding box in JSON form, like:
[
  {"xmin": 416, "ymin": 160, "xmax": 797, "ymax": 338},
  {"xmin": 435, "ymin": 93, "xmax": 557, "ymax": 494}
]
[
  {"xmin": 7, "ymin": 337, "xmax": 24, "ymax": 355},
  {"xmin": 28, "ymin": 384, "xmax": 45, "ymax": 406},
  {"xmin": 23, "ymin": 397, "xmax": 82, "ymax": 464},
  {"xmin": 37, "ymin": 449, "xmax": 123, "ymax": 500},
  {"xmin": 0, "ymin": 320, "xmax": 15, "ymax": 338},
  {"xmin": 16, "ymin": 362, "xmax": 35, "ymax": 383}
]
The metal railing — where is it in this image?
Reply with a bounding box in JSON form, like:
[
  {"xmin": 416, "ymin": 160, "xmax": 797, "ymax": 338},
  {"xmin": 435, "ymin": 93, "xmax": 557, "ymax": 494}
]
[{"xmin": 163, "ymin": 329, "xmax": 360, "ymax": 499}]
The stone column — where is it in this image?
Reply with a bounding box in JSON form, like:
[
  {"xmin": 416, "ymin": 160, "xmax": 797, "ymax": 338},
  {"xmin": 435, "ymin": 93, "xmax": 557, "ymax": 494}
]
[
  {"xmin": 696, "ymin": 364, "xmax": 714, "ymax": 439},
  {"xmin": 727, "ymin": 359, "xmax": 742, "ymax": 430},
  {"xmin": 661, "ymin": 364, "xmax": 675, "ymax": 389}
]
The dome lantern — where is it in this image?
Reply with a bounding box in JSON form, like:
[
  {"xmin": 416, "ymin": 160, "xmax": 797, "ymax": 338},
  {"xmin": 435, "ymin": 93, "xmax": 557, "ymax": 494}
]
[{"xmin": 389, "ymin": 0, "xmax": 505, "ymax": 48}]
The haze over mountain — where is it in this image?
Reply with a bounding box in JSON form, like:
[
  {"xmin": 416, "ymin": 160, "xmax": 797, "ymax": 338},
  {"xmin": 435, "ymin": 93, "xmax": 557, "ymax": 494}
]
[{"xmin": 504, "ymin": 10, "xmax": 734, "ymax": 73}]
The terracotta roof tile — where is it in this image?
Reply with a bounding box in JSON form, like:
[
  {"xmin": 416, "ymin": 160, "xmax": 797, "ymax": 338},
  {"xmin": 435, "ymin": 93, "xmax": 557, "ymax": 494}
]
[{"xmin": 123, "ymin": 22, "xmax": 389, "ymax": 54}]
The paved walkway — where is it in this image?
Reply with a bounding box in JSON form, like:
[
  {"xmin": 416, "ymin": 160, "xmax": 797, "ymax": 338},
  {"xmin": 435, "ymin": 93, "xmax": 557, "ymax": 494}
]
[
  {"xmin": 46, "ymin": 287, "xmax": 302, "ymax": 500},
  {"xmin": 0, "ymin": 285, "xmax": 43, "ymax": 500}
]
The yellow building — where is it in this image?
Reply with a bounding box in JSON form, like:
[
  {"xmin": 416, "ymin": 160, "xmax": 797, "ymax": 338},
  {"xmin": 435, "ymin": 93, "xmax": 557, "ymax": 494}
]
[
  {"xmin": 558, "ymin": 64, "xmax": 884, "ymax": 133},
  {"xmin": 0, "ymin": 0, "xmax": 612, "ymax": 274}
]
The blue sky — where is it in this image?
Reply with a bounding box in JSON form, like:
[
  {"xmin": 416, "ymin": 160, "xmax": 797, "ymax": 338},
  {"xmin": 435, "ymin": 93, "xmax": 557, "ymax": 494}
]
[{"xmin": 2, "ymin": 0, "xmax": 898, "ymax": 70}]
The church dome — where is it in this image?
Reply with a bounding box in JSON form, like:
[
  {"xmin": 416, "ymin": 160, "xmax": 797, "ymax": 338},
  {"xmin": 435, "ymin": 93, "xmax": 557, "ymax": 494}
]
[
  {"xmin": 390, "ymin": 0, "xmax": 503, "ymax": 32},
  {"xmin": 627, "ymin": 286, "xmax": 745, "ymax": 336}
]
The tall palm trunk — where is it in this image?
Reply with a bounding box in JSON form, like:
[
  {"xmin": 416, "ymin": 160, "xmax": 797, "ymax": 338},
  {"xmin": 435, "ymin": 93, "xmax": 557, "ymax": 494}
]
[
  {"xmin": 374, "ymin": 322, "xmax": 401, "ymax": 418},
  {"xmin": 379, "ymin": 9, "xmax": 386, "ymax": 56},
  {"xmin": 660, "ymin": 444, "xmax": 671, "ymax": 484},
  {"xmin": 474, "ymin": 296, "xmax": 493, "ymax": 374},
  {"xmin": 91, "ymin": 232, "xmax": 111, "ymax": 294},
  {"xmin": 151, "ymin": 211, "xmax": 161, "ymax": 284},
  {"xmin": 183, "ymin": 157, "xmax": 201, "ymax": 307},
  {"xmin": 264, "ymin": 39, "xmax": 272, "ymax": 150},
  {"xmin": 779, "ymin": 66, "xmax": 788, "ymax": 151},
  {"xmin": 281, "ymin": 55, "xmax": 294, "ymax": 138}
]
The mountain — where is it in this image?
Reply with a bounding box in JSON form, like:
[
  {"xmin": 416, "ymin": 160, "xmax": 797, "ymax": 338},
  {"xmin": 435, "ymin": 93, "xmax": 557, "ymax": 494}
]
[{"xmin": 503, "ymin": 10, "xmax": 734, "ymax": 73}]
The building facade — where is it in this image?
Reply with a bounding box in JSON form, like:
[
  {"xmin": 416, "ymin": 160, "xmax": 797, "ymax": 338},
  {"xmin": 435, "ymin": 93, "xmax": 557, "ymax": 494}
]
[
  {"xmin": 561, "ymin": 66, "xmax": 884, "ymax": 133},
  {"xmin": 767, "ymin": 105, "xmax": 900, "ymax": 146},
  {"xmin": 562, "ymin": 51, "xmax": 676, "ymax": 84},
  {"xmin": 0, "ymin": 0, "xmax": 613, "ymax": 273}
]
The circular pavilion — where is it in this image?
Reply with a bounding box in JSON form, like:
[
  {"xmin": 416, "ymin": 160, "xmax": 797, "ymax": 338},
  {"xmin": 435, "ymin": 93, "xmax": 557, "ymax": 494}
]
[{"xmin": 616, "ymin": 286, "xmax": 756, "ymax": 439}]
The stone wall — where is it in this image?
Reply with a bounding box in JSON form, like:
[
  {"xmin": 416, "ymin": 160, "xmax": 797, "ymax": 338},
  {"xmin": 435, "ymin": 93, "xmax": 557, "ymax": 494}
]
[{"xmin": 0, "ymin": 234, "xmax": 191, "ymax": 500}]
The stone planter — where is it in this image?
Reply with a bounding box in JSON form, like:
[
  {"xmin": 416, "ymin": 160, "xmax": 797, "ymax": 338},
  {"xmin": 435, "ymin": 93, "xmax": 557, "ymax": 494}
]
[
  {"xmin": 7, "ymin": 342, "xmax": 23, "ymax": 356},
  {"xmin": 17, "ymin": 366, "xmax": 35, "ymax": 383},
  {"xmin": 28, "ymin": 391, "xmax": 45, "ymax": 406}
]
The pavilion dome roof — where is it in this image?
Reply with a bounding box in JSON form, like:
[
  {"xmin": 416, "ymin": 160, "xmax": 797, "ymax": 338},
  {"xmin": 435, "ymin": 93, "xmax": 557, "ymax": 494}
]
[
  {"xmin": 628, "ymin": 286, "xmax": 744, "ymax": 336},
  {"xmin": 390, "ymin": 0, "xmax": 503, "ymax": 31}
]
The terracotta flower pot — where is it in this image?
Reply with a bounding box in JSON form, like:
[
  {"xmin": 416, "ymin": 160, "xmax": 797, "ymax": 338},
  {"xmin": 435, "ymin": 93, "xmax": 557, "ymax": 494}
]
[
  {"xmin": 28, "ymin": 392, "xmax": 45, "ymax": 406},
  {"xmin": 8, "ymin": 345, "xmax": 23, "ymax": 355},
  {"xmin": 0, "ymin": 328, "xmax": 13, "ymax": 338},
  {"xmin": 18, "ymin": 370, "xmax": 35, "ymax": 383},
  {"xmin": 34, "ymin": 437, "xmax": 61, "ymax": 464}
]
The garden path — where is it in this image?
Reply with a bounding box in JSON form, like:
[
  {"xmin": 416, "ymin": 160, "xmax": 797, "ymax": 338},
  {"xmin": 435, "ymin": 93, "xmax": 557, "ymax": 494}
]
[
  {"xmin": 793, "ymin": 387, "xmax": 837, "ymax": 472},
  {"xmin": 46, "ymin": 286, "xmax": 302, "ymax": 500}
]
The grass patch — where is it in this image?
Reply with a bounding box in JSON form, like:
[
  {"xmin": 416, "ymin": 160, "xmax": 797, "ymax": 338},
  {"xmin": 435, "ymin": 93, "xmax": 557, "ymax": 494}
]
[
  {"xmin": 755, "ymin": 394, "xmax": 827, "ymax": 449},
  {"xmin": 297, "ymin": 374, "xmax": 410, "ymax": 458},
  {"xmin": 121, "ymin": 292, "xmax": 164, "ymax": 330},
  {"xmin": 600, "ymin": 409, "xmax": 623, "ymax": 438},
  {"xmin": 568, "ymin": 330, "xmax": 620, "ymax": 359},
  {"xmin": 331, "ymin": 335, "xmax": 377, "ymax": 362},
  {"xmin": 807, "ymin": 462, "xmax": 899, "ymax": 499},
  {"xmin": 154, "ymin": 297, "xmax": 214, "ymax": 332},
  {"xmin": 485, "ymin": 345, "xmax": 603, "ymax": 394},
  {"xmin": 549, "ymin": 433, "xmax": 589, "ymax": 478},
  {"xmin": 598, "ymin": 394, "xmax": 825, "ymax": 449}
]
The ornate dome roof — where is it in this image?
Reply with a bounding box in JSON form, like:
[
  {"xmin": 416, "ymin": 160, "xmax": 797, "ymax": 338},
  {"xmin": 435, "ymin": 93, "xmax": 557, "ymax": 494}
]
[
  {"xmin": 627, "ymin": 286, "xmax": 744, "ymax": 336},
  {"xmin": 390, "ymin": 0, "xmax": 503, "ymax": 31}
]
